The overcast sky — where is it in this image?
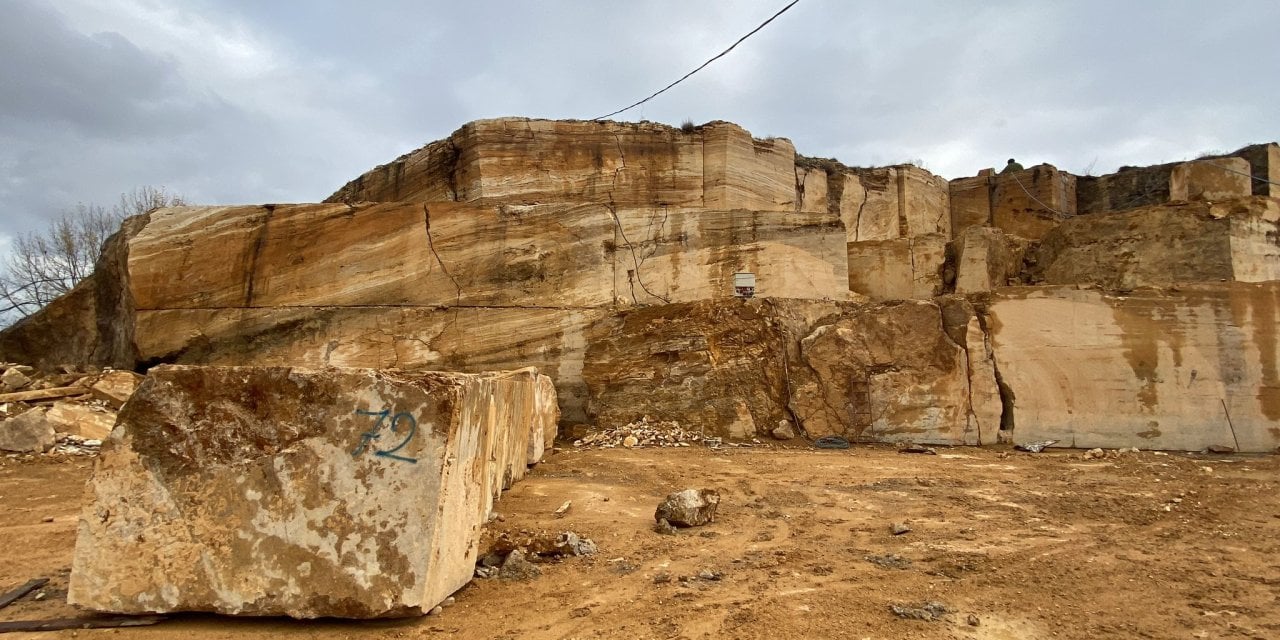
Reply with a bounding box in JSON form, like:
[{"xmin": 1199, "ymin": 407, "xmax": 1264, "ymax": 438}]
[{"xmin": 2, "ymin": 0, "xmax": 1277, "ymax": 261}]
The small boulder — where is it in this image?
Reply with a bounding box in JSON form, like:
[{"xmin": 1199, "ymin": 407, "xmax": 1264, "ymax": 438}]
[
  {"xmin": 771, "ymin": 420, "xmax": 796, "ymax": 440},
  {"xmin": 0, "ymin": 409, "xmax": 56, "ymax": 453},
  {"xmin": 654, "ymin": 489, "xmax": 720, "ymax": 527},
  {"xmin": 499, "ymin": 550, "xmax": 542, "ymax": 581},
  {"xmin": 1, "ymin": 368, "xmax": 31, "ymax": 391},
  {"xmin": 890, "ymin": 522, "xmax": 912, "ymax": 536}
]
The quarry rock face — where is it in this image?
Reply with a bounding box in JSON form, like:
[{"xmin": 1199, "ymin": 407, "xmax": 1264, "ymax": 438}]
[
  {"xmin": 119, "ymin": 200, "xmax": 847, "ymax": 423},
  {"xmin": 68, "ymin": 365, "xmax": 556, "ymax": 618},
  {"xmin": 986, "ymin": 284, "xmax": 1280, "ymax": 452},
  {"xmin": 788, "ymin": 300, "xmax": 995, "ymax": 444},
  {"xmin": 1029, "ymin": 198, "xmax": 1280, "ymax": 288},
  {"xmin": 0, "ymin": 117, "xmax": 1276, "ymax": 452},
  {"xmin": 584, "ymin": 297, "xmax": 997, "ymax": 444}
]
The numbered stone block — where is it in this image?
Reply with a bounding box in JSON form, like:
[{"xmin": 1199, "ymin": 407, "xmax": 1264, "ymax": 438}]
[{"xmin": 68, "ymin": 364, "xmax": 557, "ymax": 618}]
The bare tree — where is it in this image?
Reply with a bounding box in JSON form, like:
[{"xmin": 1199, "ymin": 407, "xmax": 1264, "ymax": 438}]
[{"xmin": 0, "ymin": 186, "xmax": 186, "ymax": 323}]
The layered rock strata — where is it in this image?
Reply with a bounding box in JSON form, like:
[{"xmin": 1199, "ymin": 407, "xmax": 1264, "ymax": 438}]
[{"xmin": 68, "ymin": 365, "xmax": 557, "ymax": 618}]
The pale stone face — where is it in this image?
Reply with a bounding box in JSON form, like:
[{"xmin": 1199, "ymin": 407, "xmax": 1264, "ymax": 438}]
[
  {"xmin": 985, "ymin": 284, "xmax": 1280, "ymax": 452},
  {"xmin": 68, "ymin": 365, "xmax": 555, "ymax": 618}
]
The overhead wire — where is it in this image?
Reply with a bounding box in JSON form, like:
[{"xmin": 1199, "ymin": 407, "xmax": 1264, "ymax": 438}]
[{"xmin": 590, "ymin": 0, "xmax": 802, "ymax": 121}]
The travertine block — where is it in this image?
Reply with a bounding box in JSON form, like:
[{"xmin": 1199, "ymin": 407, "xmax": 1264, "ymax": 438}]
[{"xmin": 69, "ymin": 365, "xmax": 556, "ymax": 618}]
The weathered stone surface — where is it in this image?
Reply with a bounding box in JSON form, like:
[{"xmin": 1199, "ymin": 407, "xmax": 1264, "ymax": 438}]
[
  {"xmin": 847, "ymin": 234, "xmax": 947, "ymax": 300},
  {"xmin": 788, "ymin": 300, "xmax": 992, "ymax": 444},
  {"xmin": 68, "ymin": 365, "xmax": 556, "ymax": 618},
  {"xmin": 327, "ymin": 119, "xmax": 801, "ymax": 212},
  {"xmin": 949, "ymin": 175, "xmax": 993, "ymax": 236},
  {"xmin": 584, "ymin": 298, "xmax": 840, "ymax": 438},
  {"xmin": 90, "ymin": 370, "xmax": 145, "ymax": 409},
  {"xmin": 951, "ymin": 226, "xmax": 1030, "ymax": 294},
  {"xmin": 654, "ymin": 489, "xmax": 720, "ymax": 527},
  {"xmin": 1078, "ymin": 146, "xmax": 1275, "ymax": 213},
  {"xmin": 132, "ymin": 306, "xmax": 602, "ymax": 424},
  {"xmin": 985, "ymin": 284, "xmax": 1280, "ymax": 451},
  {"xmin": 128, "ymin": 202, "xmax": 617, "ymax": 310},
  {"xmin": 838, "ymin": 166, "xmax": 950, "ymax": 243},
  {"xmin": 610, "ymin": 208, "xmax": 849, "ymax": 305},
  {"xmin": 45, "ymin": 401, "xmax": 115, "ymax": 439},
  {"xmin": 0, "ymin": 409, "xmax": 55, "ymax": 452},
  {"xmin": 1170, "ymin": 157, "xmax": 1253, "ymax": 202},
  {"xmin": 1029, "ymin": 197, "xmax": 1280, "ymax": 288}
]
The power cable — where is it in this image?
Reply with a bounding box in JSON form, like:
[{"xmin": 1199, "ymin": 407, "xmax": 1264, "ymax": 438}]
[
  {"xmin": 1009, "ymin": 172, "xmax": 1072, "ymax": 217},
  {"xmin": 591, "ymin": 0, "xmax": 801, "ymax": 121}
]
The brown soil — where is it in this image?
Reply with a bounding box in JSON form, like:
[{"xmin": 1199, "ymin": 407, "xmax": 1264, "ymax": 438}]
[{"xmin": 3, "ymin": 445, "xmax": 1279, "ymax": 639}]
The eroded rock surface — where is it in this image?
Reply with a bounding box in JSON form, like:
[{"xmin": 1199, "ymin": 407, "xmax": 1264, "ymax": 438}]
[{"xmin": 68, "ymin": 365, "xmax": 557, "ymax": 618}]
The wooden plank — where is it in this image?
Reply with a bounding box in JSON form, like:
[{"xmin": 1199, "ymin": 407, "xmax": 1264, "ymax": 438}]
[
  {"xmin": 0, "ymin": 578, "xmax": 48, "ymax": 610},
  {"xmin": 0, "ymin": 615, "xmax": 165, "ymax": 633},
  {"xmin": 0, "ymin": 387, "xmax": 89, "ymax": 403}
]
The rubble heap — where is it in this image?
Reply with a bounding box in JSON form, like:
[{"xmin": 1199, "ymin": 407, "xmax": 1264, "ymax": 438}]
[{"xmin": 0, "ymin": 363, "xmax": 141, "ymax": 455}]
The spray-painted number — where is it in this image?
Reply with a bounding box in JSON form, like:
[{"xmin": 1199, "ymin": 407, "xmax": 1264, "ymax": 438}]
[{"xmin": 351, "ymin": 409, "xmax": 418, "ymax": 463}]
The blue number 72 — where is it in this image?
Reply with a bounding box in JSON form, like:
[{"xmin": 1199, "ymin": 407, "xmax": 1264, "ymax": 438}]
[{"xmin": 352, "ymin": 408, "xmax": 418, "ymax": 463}]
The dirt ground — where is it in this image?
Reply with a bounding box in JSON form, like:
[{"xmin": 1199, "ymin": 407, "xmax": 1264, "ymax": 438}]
[{"xmin": 2, "ymin": 444, "xmax": 1279, "ymax": 639}]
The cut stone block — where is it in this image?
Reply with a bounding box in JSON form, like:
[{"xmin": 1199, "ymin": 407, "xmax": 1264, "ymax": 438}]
[
  {"xmin": 68, "ymin": 365, "xmax": 556, "ymax": 618},
  {"xmin": 1170, "ymin": 157, "xmax": 1253, "ymax": 202},
  {"xmin": 847, "ymin": 234, "xmax": 947, "ymax": 300}
]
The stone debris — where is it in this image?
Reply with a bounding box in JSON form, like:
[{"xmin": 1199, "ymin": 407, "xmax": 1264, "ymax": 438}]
[
  {"xmin": 655, "ymin": 489, "xmax": 721, "ymax": 528},
  {"xmin": 573, "ymin": 416, "xmax": 706, "ymax": 449},
  {"xmin": 498, "ymin": 550, "xmax": 542, "ymax": 581},
  {"xmin": 553, "ymin": 500, "xmax": 572, "ymax": 518},
  {"xmin": 68, "ymin": 365, "xmax": 558, "ymax": 619},
  {"xmin": 889, "ymin": 600, "xmax": 949, "ymax": 622},
  {"xmin": 49, "ymin": 434, "xmax": 102, "ymax": 456},
  {"xmin": 0, "ymin": 364, "xmax": 139, "ymax": 455},
  {"xmin": 899, "ymin": 445, "xmax": 937, "ymax": 455},
  {"xmin": 487, "ymin": 530, "xmax": 599, "ymax": 560},
  {"xmin": 865, "ymin": 554, "xmax": 912, "ymax": 570},
  {"xmin": 1014, "ymin": 440, "xmax": 1059, "ymax": 453},
  {"xmin": 890, "ymin": 522, "xmax": 912, "ymax": 536}
]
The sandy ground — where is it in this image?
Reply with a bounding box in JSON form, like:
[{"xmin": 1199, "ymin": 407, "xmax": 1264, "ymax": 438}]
[{"xmin": 2, "ymin": 444, "xmax": 1279, "ymax": 639}]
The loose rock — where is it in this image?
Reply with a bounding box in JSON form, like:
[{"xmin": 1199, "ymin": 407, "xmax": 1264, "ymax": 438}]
[
  {"xmin": 771, "ymin": 420, "xmax": 796, "ymax": 440},
  {"xmin": 1, "ymin": 368, "xmax": 31, "ymax": 391},
  {"xmin": 499, "ymin": 550, "xmax": 542, "ymax": 581},
  {"xmin": 890, "ymin": 522, "xmax": 912, "ymax": 536},
  {"xmin": 653, "ymin": 518, "xmax": 677, "ymax": 535},
  {"xmin": 889, "ymin": 601, "xmax": 948, "ymax": 621},
  {"xmin": 0, "ymin": 408, "xmax": 56, "ymax": 453},
  {"xmin": 655, "ymin": 489, "xmax": 721, "ymax": 527}
]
